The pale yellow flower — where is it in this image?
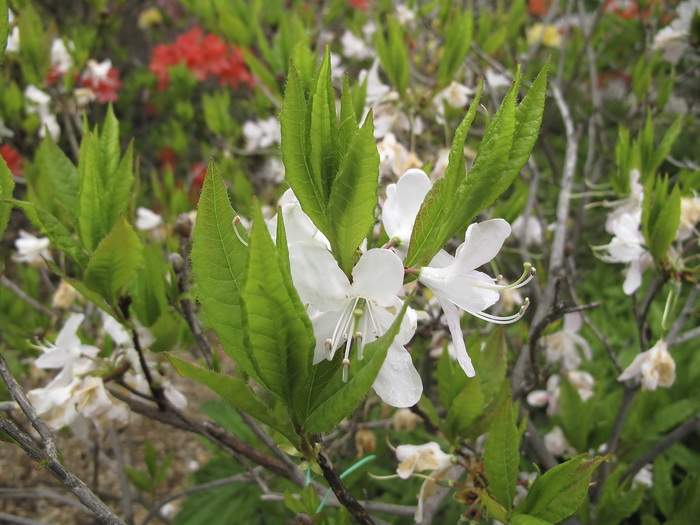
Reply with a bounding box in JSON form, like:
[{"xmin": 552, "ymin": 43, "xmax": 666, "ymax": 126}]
[{"xmin": 527, "ymin": 23, "xmax": 562, "ymax": 48}]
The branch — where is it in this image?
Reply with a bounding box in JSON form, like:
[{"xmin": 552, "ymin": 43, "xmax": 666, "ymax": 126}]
[
  {"xmin": 0, "ymin": 275, "xmax": 54, "ymax": 318},
  {"xmin": 621, "ymin": 414, "xmax": 700, "ymax": 484},
  {"xmin": 316, "ymin": 448, "xmax": 375, "ymax": 525},
  {"xmin": 261, "ymin": 493, "xmax": 417, "ymax": 518}
]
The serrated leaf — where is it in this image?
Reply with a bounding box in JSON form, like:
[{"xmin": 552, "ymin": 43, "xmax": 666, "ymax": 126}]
[
  {"xmin": 404, "ymin": 83, "xmax": 483, "ymax": 268},
  {"xmin": 167, "ymin": 354, "xmax": 297, "ymax": 444},
  {"xmin": 338, "ymin": 76, "xmax": 359, "ymax": 159},
  {"xmin": 0, "ymin": 157, "xmax": 14, "ymax": 241},
  {"xmin": 280, "ymin": 63, "xmax": 327, "ymax": 233},
  {"xmin": 84, "ymin": 216, "xmax": 143, "ymax": 304},
  {"xmin": 437, "ymin": 9, "xmax": 473, "ymax": 88},
  {"xmin": 515, "ymin": 454, "xmax": 606, "ymax": 523},
  {"xmin": 39, "ymin": 136, "xmax": 79, "ymax": 221},
  {"xmin": 484, "ymin": 396, "xmax": 520, "ymax": 509},
  {"xmin": 190, "ymin": 160, "xmax": 255, "ymax": 378},
  {"xmin": 648, "ymin": 183, "xmax": 680, "ymax": 261},
  {"xmin": 472, "ymin": 327, "xmax": 507, "ymax": 402},
  {"xmin": 445, "ymin": 379, "xmax": 484, "ymax": 440},
  {"xmin": 303, "ymin": 297, "xmax": 411, "ymax": 434},
  {"xmin": 309, "ymin": 47, "xmax": 338, "ymax": 200},
  {"xmin": 649, "ymin": 116, "xmax": 682, "ymax": 177},
  {"xmin": 242, "ymin": 204, "xmax": 314, "ymax": 424},
  {"xmin": 106, "ymin": 140, "xmax": 134, "ymax": 227},
  {"xmin": 77, "ymin": 131, "xmax": 108, "ymax": 253},
  {"xmin": 327, "ymin": 113, "xmax": 379, "ymax": 275},
  {"xmin": 489, "ymin": 59, "xmax": 549, "ymax": 201},
  {"xmin": 9, "ymin": 200, "xmax": 89, "ymax": 267},
  {"xmin": 510, "ymin": 514, "xmax": 552, "ymax": 525},
  {"xmin": 99, "ymin": 105, "xmax": 121, "ymax": 184}
]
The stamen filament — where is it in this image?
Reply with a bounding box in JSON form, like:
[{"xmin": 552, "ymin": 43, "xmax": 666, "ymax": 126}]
[
  {"xmin": 468, "ymin": 298, "xmax": 530, "ymax": 325},
  {"xmin": 232, "ymin": 216, "xmax": 249, "ymax": 247}
]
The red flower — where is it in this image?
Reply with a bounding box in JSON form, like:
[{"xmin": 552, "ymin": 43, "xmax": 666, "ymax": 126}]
[
  {"xmin": 149, "ymin": 26, "xmax": 253, "ymax": 90},
  {"xmin": 1, "ymin": 143, "xmax": 23, "ymax": 177},
  {"xmin": 79, "ymin": 60, "xmax": 122, "ymax": 103},
  {"xmin": 528, "ymin": 0, "xmax": 553, "ymax": 16},
  {"xmin": 348, "ymin": 0, "xmax": 369, "ymax": 10}
]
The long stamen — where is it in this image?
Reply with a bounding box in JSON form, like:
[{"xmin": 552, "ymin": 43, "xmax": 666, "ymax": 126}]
[
  {"xmin": 468, "ymin": 298, "xmax": 530, "ymax": 325},
  {"xmin": 329, "ymin": 298, "xmax": 359, "ymax": 360},
  {"xmin": 232, "ymin": 216, "xmax": 249, "ymax": 247},
  {"xmin": 469, "ymin": 265, "xmax": 536, "ymax": 292}
]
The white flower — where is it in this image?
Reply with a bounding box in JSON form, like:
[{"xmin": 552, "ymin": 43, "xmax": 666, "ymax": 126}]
[
  {"xmin": 433, "ymin": 82, "xmax": 474, "ymax": 123},
  {"xmin": 652, "ymin": 1, "xmax": 700, "ymax": 63},
  {"xmin": 50, "ymin": 38, "xmax": 73, "ymax": 75},
  {"xmin": 382, "ymin": 171, "xmax": 532, "ymax": 378},
  {"xmin": 633, "ymin": 464, "xmax": 654, "ymax": 489},
  {"xmin": 544, "ymin": 426, "xmax": 576, "ymax": 456},
  {"xmin": 395, "ymin": 442, "xmax": 458, "ymax": 523},
  {"xmin": 618, "ymin": 339, "xmax": 676, "ymax": 391},
  {"xmin": 289, "ymin": 242, "xmax": 422, "ymax": 407},
  {"xmin": 6, "ymin": 26, "xmax": 19, "ymax": 53},
  {"xmin": 395, "ymin": 4, "xmax": 416, "ymax": 26},
  {"xmin": 341, "ymin": 30, "xmax": 373, "ymax": 60},
  {"xmin": 542, "ymin": 313, "xmax": 592, "ymax": 371},
  {"xmin": 24, "ymin": 86, "xmax": 60, "ymax": 140},
  {"xmin": 418, "ymin": 220, "xmax": 531, "ymax": 377},
  {"xmin": 13, "ymin": 230, "xmax": 51, "ymax": 264},
  {"xmin": 359, "ymin": 60, "xmax": 391, "ymax": 108},
  {"xmin": 377, "ymin": 133, "xmax": 422, "ymax": 177},
  {"xmin": 677, "ymin": 196, "xmax": 700, "ymax": 241},
  {"xmin": 512, "ymin": 214, "xmax": 544, "ymax": 247},
  {"xmin": 136, "ymin": 207, "xmax": 163, "ymax": 231},
  {"xmin": 83, "ymin": 59, "xmax": 113, "ymax": 81},
  {"xmin": 484, "ymin": 69, "xmax": 512, "ymax": 90},
  {"xmin": 242, "ymin": 116, "xmax": 281, "ymax": 151},
  {"xmin": 34, "ymin": 313, "xmax": 100, "ymax": 372}
]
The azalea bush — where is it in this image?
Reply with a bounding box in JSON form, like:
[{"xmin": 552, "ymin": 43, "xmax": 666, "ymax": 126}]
[{"xmin": 1, "ymin": 1, "xmax": 699, "ymax": 524}]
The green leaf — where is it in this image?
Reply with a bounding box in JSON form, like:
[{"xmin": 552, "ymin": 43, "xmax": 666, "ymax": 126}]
[
  {"xmin": 129, "ymin": 244, "xmax": 168, "ymax": 326},
  {"xmin": 191, "ymin": 160, "xmax": 255, "ymax": 378},
  {"xmin": 167, "ymin": 354, "xmax": 297, "ymax": 444},
  {"xmin": 510, "ymin": 514, "xmax": 552, "ymax": 525},
  {"xmin": 309, "ymin": 47, "xmax": 338, "ymax": 200},
  {"xmin": 99, "ymin": 104, "xmax": 121, "ymax": 185},
  {"xmin": 144, "ymin": 440, "xmax": 157, "ymax": 479},
  {"xmin": 242, "ymin": 203, "xmax": 314, "ymax": 424},
  {"xmin": 404, "ymin": 83, "xmax": 483, "ymax": 268},
  {"xmin": 649, "ymin": 116, "xmax": 682, "ymax": 177},
  {"xmin": 652, "ymin": 455, "xmax": 673, "ymax": 517},
  {"xmin": 515, "ymin": 454, "xmax": 607, "ymax": 523},
  {"xmin": 483, "ymin": 395, "xmax": 520, "ymax": 509},
  {"xmin": 374, "ymin": 18, "xmax": 409, "ymax": 96},
  {"xmin": 280, "ymin": 63, "xmax": 327, "ymax": 232},
  {"xmin": 648, "ymin": 182, "xmax": 680, "ymax": 261},
  {"xmin": 39, "ymin": 135, "xmax": 79, "ymax": 221},
  {"xmin": 558, "ymin": 376, "xmax": 592, "ymax": 451},
  {"xmin": 84, "ymin": 216, "xmax": 144, "ymax": 305},
  {"xmin": 337, "ymin": 76, "xmax": 359, "ymax": 160},
  {"xmin": 77, "ymin": 130, "xmax": 107, "ymax": 253},
  {"xmin": 303, "ymin": 297, "xmax": 412, "ymax": 434},
  {"xmin": 0, "ymin": 0, "xmax": 8, "ymax": 61},
  {"xmin": 436, "ymin": 9, "xmax": 473, "ymax": 88},
  {"xmin": 125, "ymin": 467, "xmax": 153, "ymax": 493},
  {"xmin": 327, "ymin": 113, "xmax": 379, "ymax": 275},
  {"xmin": 472, "ymin": 328, "xmax": 507, "ymax": 402},
  {"xmin": 489, "ymin": 59, "xmax": 549, "ymax": 201},
  {"xmin": 9, "ymin": 200, "xmax": 89, "ymax": 267},
  {"xmin": 0, "ymin": 157, "xmax": 14, "ymax": 241},
  {"xmin": 480, "ymin": 489, "xmax": 509, "ymax": 523},
  {"xmin": 106, "ymin": 140, "xmax": 135, "ymax": 227},
  {"xmin": 445, "ymin": 378, "xmax": 484, "ymax": 440}
]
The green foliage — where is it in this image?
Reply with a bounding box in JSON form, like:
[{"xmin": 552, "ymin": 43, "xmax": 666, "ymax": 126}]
[
  {"xmin": 374, "ymin": 17, "xmax": 409, "ymax": 96},
  {"xmin": 437, "ymin": 8, "xmax": 473, "ymax": 89},
  {"xmin": 641, "ymin": 176, "xmax": 680, "ymax": 262},
  {"xmin": 484, "ymin": 396, "xmax": 520, "ymax": 511},
  {"xmin": 514, "ymin": 455, "xmax": 607, "ymax": 523},
  {"xmin": 0, "ymin": 157, "xmax": 14, "ymax": 243}
]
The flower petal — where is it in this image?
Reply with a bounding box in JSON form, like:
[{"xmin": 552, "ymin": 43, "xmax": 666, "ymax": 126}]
[
  {"xmin": 352, "ymin": 248, "xmax": 405, "ymax": 305},
  {"xmin": 454, "ymin": 219, "xmax": 511, "ymax": 271},
  {"xmin": 420, "ymin": 267, "xmax": 499, "ymax": 313},
  {"xmin": 372, "ymin": 343, "xmax": 422, "ymax": 407},
  {"xmin": 382, "ymin": 169, "xmax": 432, "ymax": 249},
  {"xmin": 54, "ymin": 313, "xmax": 85, "ymax": 350},
  {"xmin": 289, "ymin": 242, "xmax": 351, "ymax": 311},
  {"xmin": 436, "ymin": 295, "xmax": 475, "ymax": 377}
]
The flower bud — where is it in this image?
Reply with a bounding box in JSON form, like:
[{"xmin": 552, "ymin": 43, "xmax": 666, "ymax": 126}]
[
  {"xmin": 175, "ymin": 213, "xmax": 193, "ymax": 239},
  {"xmin": 52, "ymin": 279, "xmax": 78, "ymax": 310},
  {"xmin": 392, "ymin": 407, "xmax": 419, "ymax": 432},
  {"xmin": 355, "ymin": 427, "xmax": 376, "ymax": 457},
  {"xmin": 168, "ymin": 253, "xmax": 185, "ymax": 273}
]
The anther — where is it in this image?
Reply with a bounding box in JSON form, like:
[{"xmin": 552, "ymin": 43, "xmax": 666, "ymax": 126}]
[
  {"xmin": 342, "ymin": 358, "xmax": 350, "ymax": 382},
  {"xmin": 355, "ymin": 332, "xmax": 364, "ymax": 360},
  {"xmin": 325, "ymin": 339, "xmax": 334, "ymax": 359}
]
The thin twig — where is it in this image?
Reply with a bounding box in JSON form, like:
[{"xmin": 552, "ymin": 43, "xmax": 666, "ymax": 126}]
[
  {"xmin": 0, "ymin": 356, "xmax": 58, "ymax": 459},
  {"xmin": 261, "ymin": 493, "xmax": 417, "ymax": 518},
  {"xmin": 109, "ymin": 425, "xmax": 135, "ymax": 525},
  {"xmin": 0, "ymin": 513, "xmax": 53, "ymax": 525},
  {"xmin": 668, "ymin": 326, "xmax": 700, "ymax": 347},
  {"xmin": 316, "ymin": 447, "xmax": 375, "ymax": 525},
  {"xmin": 667, "ymin": 285, "xmax": 699, "ymax": 343},
  {"xmin": 621, "ymin": 414, "xmax": 700, "ymax": 484},
  {"xmin": 0, "ymin": 418, "xmax": 126, "ymax": 525},
  {"xmin": 0, "ymin": 275, "xmax": 54, "ymax": 318}
]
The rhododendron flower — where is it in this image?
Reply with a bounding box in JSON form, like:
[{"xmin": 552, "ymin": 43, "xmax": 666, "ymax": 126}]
[
  {"xmin": 382, "ymin": 170, "xmax": 532, "ymax": 378},
  {"xmin": 542, "ymin": 313, "xmax": 592, "ymax": 371},
  {"xmin": 79, "ymin": 59, "xmax": 122, "ymax": 103},
  {"xmin": 677, "ymin": 196, "xmax": 700, "ymax": 241},
  {"xmin": 136, "ymin": 207, "xmax": 163, "ymax": 231},
  {"xmin": 46, "ymin": 38, "xmax": 73, "ymax": 84},
  {"xmin": 544, "ymin": 426, "xmax": 576, "ymax": 456},
  {"xmin": 396, "ymin": 442, "xmax": 459, "ymax": 523},
  {"xmin": 618, "ymin": 339, "xmax": 676, "ymax": 391},
  {"xmin": 24, "ymin": 86, "xmax": 60, "ymax": 140},
  {"xmin": 340, "ymin": 30, "xmax": 373, "ymax": 60},
  {"xmin": 13, "ymin": 230, "xmax": 51, "ymax": 264},
  {"xmin": 0, "ymin": 143, "xmax": 23, "ymax": 176},
  {"xmin": 242, "ymin": 117, "xmax": 281, "ymax": 151},
  {"xmin": 33, "ymin": 313, "xmax": 99, "ymax": 372},
  {"xmin": 653, "ymin": 1, "xmax": 700, "ymax": 63},
  {"xmin": 289, "ymin": 242, "xmax": 422, "ymax": 407},
  {"xmin": 149, "ymin": 27, "xmax": 253, "ymax": 90}
]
